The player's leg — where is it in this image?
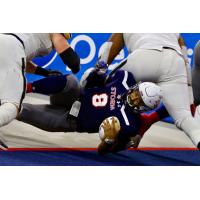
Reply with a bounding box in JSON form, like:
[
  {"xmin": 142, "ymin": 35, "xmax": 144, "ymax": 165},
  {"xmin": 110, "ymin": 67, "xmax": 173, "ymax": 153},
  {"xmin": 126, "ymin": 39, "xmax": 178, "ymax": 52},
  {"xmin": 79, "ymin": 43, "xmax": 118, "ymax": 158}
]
[
  {"xmin": 121, "ymin": 49, "xmax": 162, "ymax": 82},
  {"xmin": 121, "ymin": 48, "xmax": 200, "ymax": 147},
  {"xmin": 0, "ymin": 55, "xmax": 26, "ymax": 129},
  {"xmin": 182, "ymin": 59, "xmax": 196, "ymax": 116},
  {"xmin": 0, "ymin": 60, "xmax": 25, "ymax": 149},
  {"xmin": 0, "ymin": 55, "xmax": 25, "ymax": 149},
  {"xmin": 27, "ymin": 75, "xmax": 70, "ymax": 94},
  {"xmin": 18, "ymin": 103, "xmax": 77, "ymax": 132},
  {"xmin": 158, "ymin": 49, "xmax": 200, "ymax": 147},
  {"xmin": 27, "ymin": 74, "xmax": 81, "ymax": 109},
  {"xmin": 0, "ymin": 35, "xmax": 26, "ymax": 149},
  {"xmin": 191, "ymin": 41, "xmax": 200, "ymax": 120},
  {"xmin": 50, "ymin": 74, "xmax": 81, "ymax": 109},
  {"xmin": 159, "ymin": 80, "xmax": 200, "ymax": 146}
]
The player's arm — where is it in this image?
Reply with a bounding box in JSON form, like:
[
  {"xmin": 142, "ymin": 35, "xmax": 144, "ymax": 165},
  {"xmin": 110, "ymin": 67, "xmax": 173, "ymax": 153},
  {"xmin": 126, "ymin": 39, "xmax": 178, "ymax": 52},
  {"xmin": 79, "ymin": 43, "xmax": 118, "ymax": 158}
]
[
  {"xmin": 80, "ymin": 67, "xmax": 108, "ymax": 89},
  {"xmin": 50, "ymin": 33, "xmax": 80, "ymax": 74},
  {"xmin": 99, "ymin": 33, "xmax": 125, "ymax": 65},
  {"xmin": 26, "ymin": 61, "xmax": 63, "ymax": 77},
  {"xmin": 98, "ymin": 117, "xmax": 121, "ymax": 155},
  {"xmin": 138, "ymin": 104, "xmax": 169, "ymax": 136},
  {"xmin": 81, "ymin": 61, "xmax": 128, "ymax": 89},
  {"xmin": 98, "ymin": 136, "xmax": 132, "ymax": 155},
  {"xmin": 110, "ymin": 134, "xmax": 141, "ymax": 153},
  {"xmin": 0, "ymin": 102, "xmax": 18, "ymax": 130},
  {"xmin": 97, "ymin": 116, "xmax": 139, "ymax": 155},
  {"xmin": 98, "ymin": 129, "xmax": 140, "ymax": 155}
]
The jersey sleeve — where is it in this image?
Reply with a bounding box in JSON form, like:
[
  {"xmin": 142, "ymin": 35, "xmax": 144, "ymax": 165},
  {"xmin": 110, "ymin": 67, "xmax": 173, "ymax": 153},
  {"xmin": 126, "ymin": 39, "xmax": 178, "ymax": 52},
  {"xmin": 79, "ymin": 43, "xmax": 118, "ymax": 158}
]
[{"xmin": 106, "ymin": 70, "xmax": 124, "ymax": 82}]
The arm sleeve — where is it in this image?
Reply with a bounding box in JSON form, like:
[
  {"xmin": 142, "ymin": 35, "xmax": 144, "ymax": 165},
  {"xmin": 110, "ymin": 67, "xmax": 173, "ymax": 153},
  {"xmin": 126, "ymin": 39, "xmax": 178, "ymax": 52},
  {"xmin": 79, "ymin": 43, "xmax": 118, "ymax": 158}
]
[{"xmin": 59, "ymin": 47, "xmax": 80, "ymax": 74}]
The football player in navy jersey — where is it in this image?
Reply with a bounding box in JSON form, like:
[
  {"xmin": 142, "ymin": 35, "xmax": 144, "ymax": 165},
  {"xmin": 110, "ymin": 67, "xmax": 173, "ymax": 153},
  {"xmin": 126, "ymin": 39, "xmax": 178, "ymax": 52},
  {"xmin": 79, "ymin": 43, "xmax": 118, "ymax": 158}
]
[{"xmin": 18, "ymin": 62, "xmax": 169, "ymax": 154}]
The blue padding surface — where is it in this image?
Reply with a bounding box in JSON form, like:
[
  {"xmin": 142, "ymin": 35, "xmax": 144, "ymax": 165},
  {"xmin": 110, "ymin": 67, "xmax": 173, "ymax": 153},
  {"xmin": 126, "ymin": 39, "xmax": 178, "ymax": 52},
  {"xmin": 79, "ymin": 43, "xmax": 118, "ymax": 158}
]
[{"xmin": 0, "ymin": 150, "xmax": 199, "ymax": 166}]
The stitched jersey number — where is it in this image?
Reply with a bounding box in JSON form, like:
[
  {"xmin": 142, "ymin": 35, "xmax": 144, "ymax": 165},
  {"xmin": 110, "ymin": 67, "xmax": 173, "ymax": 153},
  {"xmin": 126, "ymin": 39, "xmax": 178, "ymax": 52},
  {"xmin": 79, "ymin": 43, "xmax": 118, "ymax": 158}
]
[{"xmin": 92, "ymin": 94, "xmax": 108, "ymax": 107}]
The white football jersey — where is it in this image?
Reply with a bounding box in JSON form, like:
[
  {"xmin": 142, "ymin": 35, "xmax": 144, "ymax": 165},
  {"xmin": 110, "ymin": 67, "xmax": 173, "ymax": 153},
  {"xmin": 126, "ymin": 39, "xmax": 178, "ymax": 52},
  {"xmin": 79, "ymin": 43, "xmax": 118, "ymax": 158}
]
[
  {"xmin": 123, "ymin": 33, "xmax": 181, "ymax": 54},
  {"xmin": 14, "ymin": 33, "xmax": 53, "ymax": 61}
]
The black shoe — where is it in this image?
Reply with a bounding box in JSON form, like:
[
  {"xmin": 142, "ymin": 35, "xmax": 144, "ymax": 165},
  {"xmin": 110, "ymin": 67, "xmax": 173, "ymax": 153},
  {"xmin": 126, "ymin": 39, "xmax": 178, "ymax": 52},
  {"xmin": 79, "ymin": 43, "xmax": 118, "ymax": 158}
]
[
  {"xmin": 197, "ymin": 142, "xmax": 200, "ymax": 150},
  {"xmin": 0, "ymin": 139, "xmax": 8, "ymax": 150}
]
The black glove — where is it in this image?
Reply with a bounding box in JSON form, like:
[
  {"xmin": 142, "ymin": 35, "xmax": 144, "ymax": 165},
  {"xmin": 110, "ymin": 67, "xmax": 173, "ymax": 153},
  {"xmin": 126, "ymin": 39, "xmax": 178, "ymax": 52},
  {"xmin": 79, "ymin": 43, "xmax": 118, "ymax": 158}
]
[{"xmin": 84, "ymin": 69, "xmax": 107, "ymax": 88}]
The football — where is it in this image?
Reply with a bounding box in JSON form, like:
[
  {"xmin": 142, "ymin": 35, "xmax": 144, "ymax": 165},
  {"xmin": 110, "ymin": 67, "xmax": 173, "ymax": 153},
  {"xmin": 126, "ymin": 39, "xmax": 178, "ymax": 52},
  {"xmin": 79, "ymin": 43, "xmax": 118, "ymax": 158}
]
[{"xmin": 99, "ymin": 116, "xmax": 121, "ymax": 142}]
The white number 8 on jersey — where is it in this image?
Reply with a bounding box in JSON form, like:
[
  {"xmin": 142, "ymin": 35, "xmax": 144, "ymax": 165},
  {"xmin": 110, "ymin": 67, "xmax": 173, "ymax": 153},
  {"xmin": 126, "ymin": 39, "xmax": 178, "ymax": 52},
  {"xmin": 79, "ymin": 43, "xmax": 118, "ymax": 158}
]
[{"xmin": 92, "ymin": 93, "xmax": 108, "ymax": 107}]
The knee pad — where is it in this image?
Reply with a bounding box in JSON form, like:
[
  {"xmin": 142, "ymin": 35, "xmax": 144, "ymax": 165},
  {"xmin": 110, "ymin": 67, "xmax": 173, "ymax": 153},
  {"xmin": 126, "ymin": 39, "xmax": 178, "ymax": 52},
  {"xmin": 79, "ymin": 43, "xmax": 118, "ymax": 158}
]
[
  {"xmin": 50, "ymin": 75, "xmax": 81, "ymax": 108},
  {"xmin": 64, "ymin": 75, "xmax": 80, "ymax": 93}
]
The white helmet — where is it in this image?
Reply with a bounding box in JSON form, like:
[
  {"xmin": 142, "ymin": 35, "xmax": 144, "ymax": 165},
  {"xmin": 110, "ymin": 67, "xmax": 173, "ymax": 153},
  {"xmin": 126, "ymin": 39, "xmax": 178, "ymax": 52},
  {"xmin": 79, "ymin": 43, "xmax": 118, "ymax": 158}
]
[
  {"xmin": 139, "ymin": 82, "xmax": 162, "ymax": 109},
  {"xmin": 124, "ymin": 82, "xmax": 162, "ymax": 113}
]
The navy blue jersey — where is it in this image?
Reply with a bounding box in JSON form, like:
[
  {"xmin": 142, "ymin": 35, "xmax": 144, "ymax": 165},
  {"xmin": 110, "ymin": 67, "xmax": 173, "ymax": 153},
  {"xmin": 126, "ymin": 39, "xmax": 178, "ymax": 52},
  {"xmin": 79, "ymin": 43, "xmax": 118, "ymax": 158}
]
[{"xmin": 77, "ymin": 70, "xmax": 141, "ymax": 137}]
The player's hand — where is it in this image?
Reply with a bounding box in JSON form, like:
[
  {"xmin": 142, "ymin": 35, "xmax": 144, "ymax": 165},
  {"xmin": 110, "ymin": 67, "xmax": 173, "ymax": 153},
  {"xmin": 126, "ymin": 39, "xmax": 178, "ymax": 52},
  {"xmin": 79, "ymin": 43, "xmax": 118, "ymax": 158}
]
[
  {"xmin": 101, "ymin": 117, "xmax": 120, "ymax": 143},
  {"xmin": 95, "ymin": 61, "xmax": 108, "ymax": 74}
]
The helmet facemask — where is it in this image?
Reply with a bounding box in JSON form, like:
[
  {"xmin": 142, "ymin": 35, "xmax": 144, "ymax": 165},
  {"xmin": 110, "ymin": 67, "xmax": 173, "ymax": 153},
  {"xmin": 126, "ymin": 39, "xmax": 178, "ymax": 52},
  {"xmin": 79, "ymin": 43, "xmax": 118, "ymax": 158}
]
[
  {"xmin": 125, "ymin": 84, "xmax": 151, "ymax": 113},
  {"xmin": 124, "ymin": 82, "xmax": 162, "ymax": 113}
]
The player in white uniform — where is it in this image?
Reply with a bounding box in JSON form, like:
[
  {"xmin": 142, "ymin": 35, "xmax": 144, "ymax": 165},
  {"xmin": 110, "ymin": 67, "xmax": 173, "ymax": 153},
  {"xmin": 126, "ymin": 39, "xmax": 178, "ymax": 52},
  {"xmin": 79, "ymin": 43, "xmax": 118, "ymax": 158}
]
[
  {"xmin": 0, "ymin": 33, "xmax": 80, "ymax": 149},
  {"xmin": 97, "ymin": 33, "xmax": 200, "ymax": 149},
  {"xmin": 192, "ymin": 40, "xmax": 200, "ymax": 106}
]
